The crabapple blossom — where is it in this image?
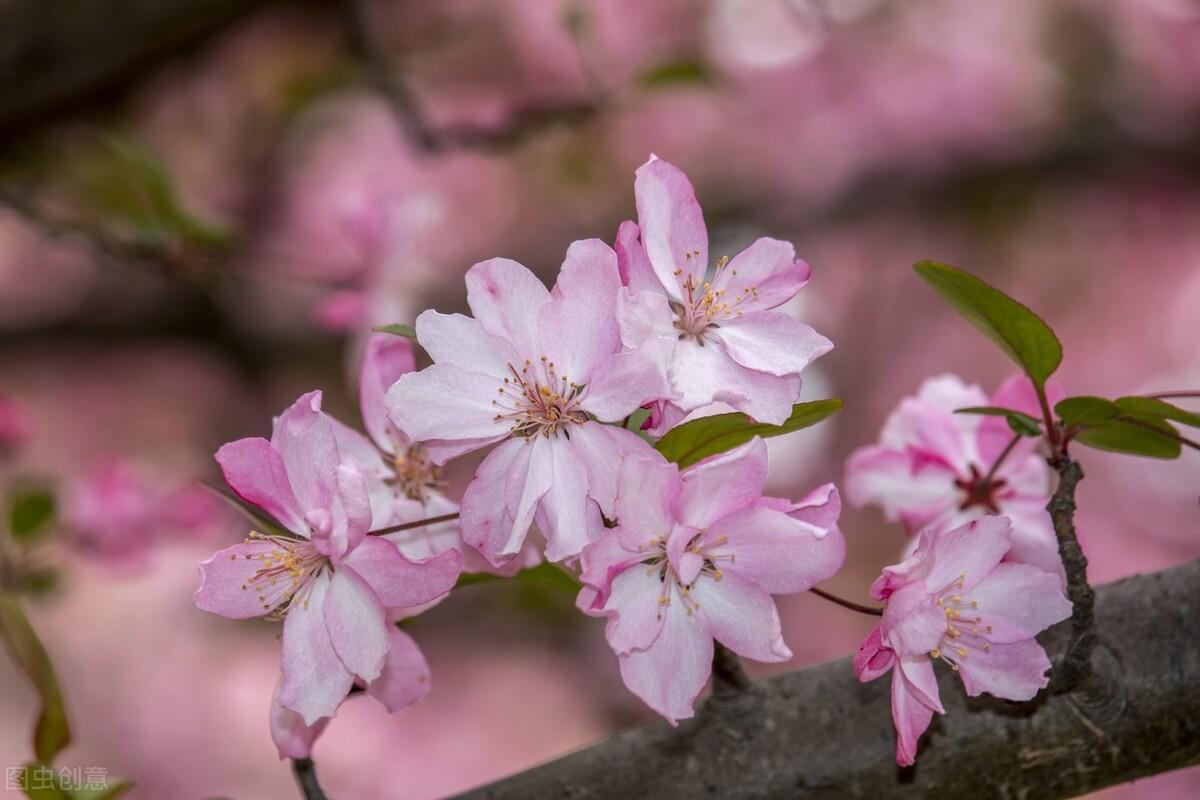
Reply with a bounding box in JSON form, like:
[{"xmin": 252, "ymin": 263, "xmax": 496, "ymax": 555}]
[
  {"xmin": 194, "ymin": 391, "xmax": 460, "ymax": 725},
  {"xmin": 577, "ymin": 438, "xmax": 844, "ymax": 723},
  {"xmin": 385, "ymin": 240, "xmax": 666, "ymax": 565},
  {"xmin": 612, "ymin": 156, "xmax": 832, "ymax": 425},
  {"xmin": 846, "ymin": 373, "xmax": 1066, "ymax": 579},
  {"xmin": 853, "ymin": 515, "xmax": 1071, "ymax": 766},
  {"xmin": 345, "ymin": 333, "xmax": 537, "ymax": 576}
]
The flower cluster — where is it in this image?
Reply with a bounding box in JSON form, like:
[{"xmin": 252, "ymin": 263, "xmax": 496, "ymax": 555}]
[
  {"xmin": 854, "ymin": 516, "xmax": 1070, "ymax": 765},
  {"xmin": 194, "ymin": 157, "xmax": 1070, "ymax": 766}
]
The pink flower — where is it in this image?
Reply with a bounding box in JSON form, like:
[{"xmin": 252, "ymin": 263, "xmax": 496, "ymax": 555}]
[
  {"xmin": 577, "ymin": 438, "xmax": 844, "ymax": 723},
  {"xmin": 269, "ymin": 625, "xmax": 432, "ymax": 759},
  {"xmin": 194, "ymin": 391, "xmax": 461, "ymax": 725},
  {"xmin": 854, "ymin": 516, "xmax": 1071, "ymax": 766},
  {"xmin": 63, "ymin": 459, "xmax": 228, "ymax": 569},
  {"xmin": 350, "ymin": 333, "xmax": 536, "ymax": 575},
  {"xmin": 846, "ymin": 373, "xmax": 1066, "ymax": 579},
  {"xmin": 386, "ymin": 241, "xmax": 665, "ymax": 565},
  {"xmin": 612, "ymin": 156, "xmax": 833, "ymax": 425}
]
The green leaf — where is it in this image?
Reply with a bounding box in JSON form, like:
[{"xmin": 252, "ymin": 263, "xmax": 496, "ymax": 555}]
[
  {"xmin": 654, "ymin": 399, "xmax": 842, "ymax": 469},
  {"xmin": 1055, "ymin": 396, "xmax": 1118, "ymax": 426},
  {"xmin": 1074, "ymin": 418, "xmax": 1182, "ymax": 459},
  {"xmin": 372, "ymin": 324, "xmax": 417, "ymax": 339},
  {"xmin": 9, "ymin": 488, "xmax": 56, "ymax": 542},
  {"xmin": 453, "ymin": 563, "xmax": 580, "ymax": 595},
  {"xmin": 1114, "ymin": 396, "xmax": 1200, "ymax": 428},
  {"xmin": 0, "ymin": 595, "xmax": 71, "ymax": 763},
  {"xmin": 70, "ymin": 781, "xmax": 135, "ymax": 800},
  {"xmin": 954, "ymin": 406, "xmax": 1043, "ymax": 437},
  {"xmin": 913, "ymin": 261, "xmax": 1062, "ymax": 389},
  {"xmin": 17, "ymin": 764, "xmax": 70, "ymax": 800},
  {"xmin": 638, "ymin": 57, "xmax": 714, "ymax": 89}
]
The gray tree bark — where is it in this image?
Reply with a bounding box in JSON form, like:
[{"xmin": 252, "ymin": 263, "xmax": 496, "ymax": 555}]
[{"xmin": 458, "ymin": 559, "xmax": 1200, "ymax": 799}]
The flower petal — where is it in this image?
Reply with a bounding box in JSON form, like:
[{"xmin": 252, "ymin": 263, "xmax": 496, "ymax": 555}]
[
  {"xmin": 215, "ymin": 437, "xmax": 306, "ymax": 535},
  {"xmin": 714, "ymin": 311, "xmax": 832, "ymax": 377},
  {"xmin": 711, "ymin": 237, "xmax": 811, "ymax": 311},
  {"xmin": 342, "ymin": 536, "xmax": 461, "ymax": 610},
  {"xmin": 194, "ymin": 541, "xmax": 280, "ymax": 620},
  {"xmin": 460, "ymin": 437, "xmax": 552, "ymax": 565},
  {"xmin": 692, "ymin": 572, "xmax": 791, "ymax": 662},
  {"xmin": 602, "ymin": 563, "xmax": 669, "ymax": 654},
  {"xmin": 279, "ymin": 571, "xmax": 354, "ymax": 725},
  {"xmin": 534, "ymin": 435, "xmax": 602, "ymax": 562},
  {"xmin": 385, "ymin": 364, "xmax": 509, "ymax": 457},
  {"xmin": 270, "ymin": 680, "xmax": 330, "ymax": 760},
  {"xmin": 970, "ymin": 562, "xmax": 1071, "ymax": 643},
  {"xmin": 271, "ymin": 391, "xmax": 339, "ymax": 517},
  {"xmin": 365, "ymin": 627, "xmax": 432, "ymax": 713},
  {"xmin": 853, "ymin": 625, "xmax": 895, "ymax": 682},
  {"xmin": 465, "ymin": 257, "xmax": 549, "ymax": 360},
  {"xmin": 891, "ymin": 660, "xmax": 938, "ymax": 767},
  {"xmin": 359, "ymin": 333, "xmax": 416, "ymax": 452},
  {"xmin": 923, "ymin": 516, "xmax": 1012, "ymax": 594},
  {"xmin": 324, "ymin": 568, "xmax": 389, "ymax": 684},
  {"xmin": 956, "ymin": 638, "xmax": 1052, "ymax": 701},
  {"xmin": 413, "ymin": 310, "xmax": 518, "ymax": 380},
  {"xmin": 539, "ymin": 238, "xmax": 621, "ymax": 382},
  {"xmin": 709, "ymin": 504, "xmax": 845, "ymax": 594},
  {"xmin": 677, "ymin": 437, "xmax": 768, "ymax": 529},
  {"xmin": 613, "ymin": 220, "xmax": 661, "ymax": 295},
  {"xmin": 844, "ymin": 445, "xmax": 960, "ymax": 530},
  {"xmin": 881, "ymin": 582, "xmax": 947, "ymax": 657},
  {"xmin": 617, "ymin": 583, "xmax": 713, "ymax": 724},
  {"xmin": 634, "ymin": 157, "xmax": 708, "ymax": 302}
]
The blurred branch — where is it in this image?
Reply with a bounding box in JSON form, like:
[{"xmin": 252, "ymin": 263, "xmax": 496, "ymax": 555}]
[
  {"xmin": 0, "ymin": 0, "xmax": 272, "ymax": 138},
  {"xmin": 339, "ymin": 0, "xmax": 601, "ymax": 152},
  {"xmin": 458, "ymin": 560, "xmax": 1200, "ymax": 799}
]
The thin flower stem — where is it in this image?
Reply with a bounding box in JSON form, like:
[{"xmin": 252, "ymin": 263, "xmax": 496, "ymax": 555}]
[
  {"xmin": 982, "ymin": 432, "xmax": 1023, "ymax": 485},
  {"xmin": 291, "ymin": 757, "xmax": 328, "ymax": 800},
  {"xmin": 367, "ymin": 512, "xmax": 460, "ymax": 537},
  {"xmin": 1035, "ymin": 382, "xmax": 1061, "ymax": 453},
  {"xmin": 809, "ymin": 587, "xmax": 883, "ymax": 617}
]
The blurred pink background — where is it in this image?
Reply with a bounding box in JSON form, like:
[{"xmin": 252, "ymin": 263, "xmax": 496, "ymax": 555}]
[{"xmin": 1, "ymin": 1, "xmax": 1197, "ymax": 797}]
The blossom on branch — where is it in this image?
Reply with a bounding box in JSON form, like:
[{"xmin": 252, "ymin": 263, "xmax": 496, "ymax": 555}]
[
  {"xmin": 853, "ymin": 516, "xmax": 1071, "ymax": 765},
  {"xmin": 578, "ymin": 438, "xmax": 844, "ymax": 722},
  {"xmin": 194, "ymin": 391, "xmax": 460, "ymax": 728},
  {"xmin": 385, "ymin": 241, "xmax": 665, "ymax": 566},
  {"xmin": 613, "ymin": 156, "xmax": 832, "ymax": 427},
  {"xmin": 846, "ymin": 373, "xmax": 1065, "ymax": 579}
]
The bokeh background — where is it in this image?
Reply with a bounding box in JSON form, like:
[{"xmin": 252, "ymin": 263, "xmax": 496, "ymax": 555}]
[{"xmin": 1, "ymin": 1, "xmax": 1198, "ymax": 797}]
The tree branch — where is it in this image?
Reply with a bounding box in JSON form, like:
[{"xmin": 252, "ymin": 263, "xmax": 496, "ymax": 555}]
[
  {"xmin": 0, "ymin": 0, "xmax": 272, "ymax": 136},
  {"xmin": 1047, "ymin": 457, "xmax": 1096, "ymax": 690},
  {"xmin": 457, "ymin": 559, "xmax": 1200, "ymax": 799}
]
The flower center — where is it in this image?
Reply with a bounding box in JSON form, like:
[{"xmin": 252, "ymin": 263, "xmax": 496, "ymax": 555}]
[
  {"xmin": 492, "ymin": 357, "xmax": 588, "ymax": 439},
  {"xmin": 639, "ymin": 532, "xmax": 735, "ymax": 620},
  {"xmin": 929, "ymin": 574, "xmax": 994, "ymax": 670},
  {"xmin": 954, "ymin": 464, "xmax": 1008, "ymax": 514},
  {"xmin": 670, "ymin": 254, "xmax": 755, "ymax": 341},
  {"xmin": 391, "ymin": 443, "xmax": 443, "ymax": 502},
  {"xmin": 237, "ymin": 532, "xmax": 327, "ymax": 620}
]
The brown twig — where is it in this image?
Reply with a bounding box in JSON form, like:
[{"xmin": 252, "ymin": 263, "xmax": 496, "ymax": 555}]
[
  {"xmin": 367, "ymin": 512, "xmax": 460, "ymax": 537},
  {"xmin": 711, "ymin": 642, "xmax": 753, "ymax": 695},
  {"xmin": 1046, "ymin": 457, "xmax": 1096, "ymax": 690},
  {"xmin": 809, "ymin": 586, "xmax": 883, "ymax": 617}
]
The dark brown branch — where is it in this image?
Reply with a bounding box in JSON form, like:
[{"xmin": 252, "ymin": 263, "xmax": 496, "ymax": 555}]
[
  {"xmin": 0, "ymin": 0, "xmax": 271, "ymax": 137},
  {"xmin": 291, "ymin": 757, "xmax": 327, "ymax": 800},
  {"xmin": 711, "ymin": 643, "xmax": 753, "ymax": 695},
  {"xmin": 457, "ymin": 559, "xmax": 1200, "ymax": 799},
  {"xmin": 1047, "ymin": 457, "xmax": 1095, "ymax": 690}
]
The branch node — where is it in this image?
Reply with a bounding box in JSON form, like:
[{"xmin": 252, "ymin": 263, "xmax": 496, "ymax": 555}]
[{"xmin": 1046, "ymin": 457, "xmax": 1097, "ymax": 691}]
